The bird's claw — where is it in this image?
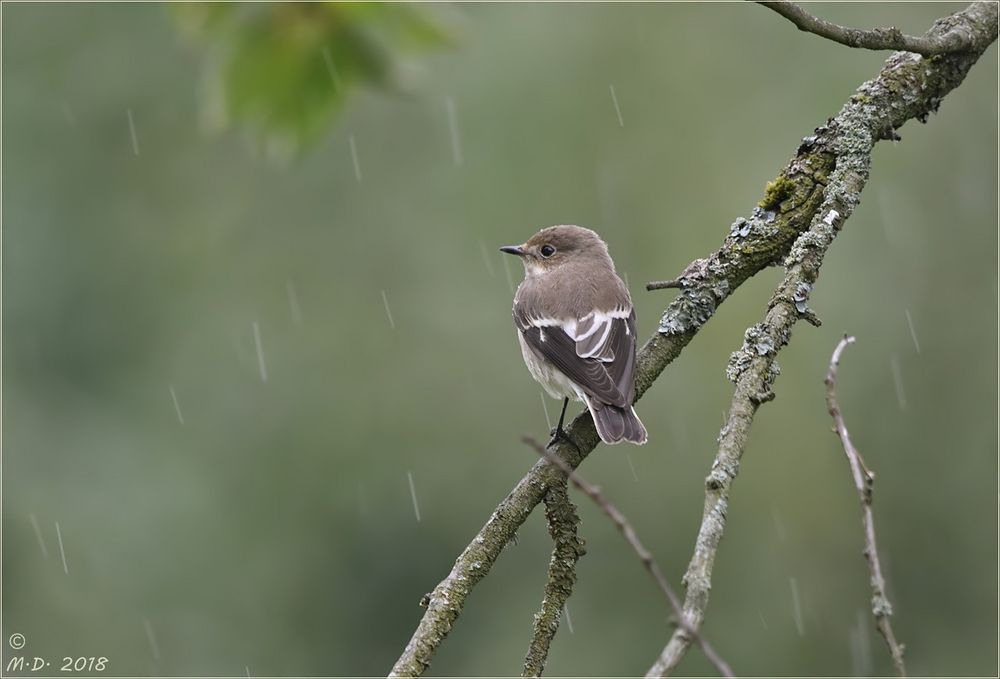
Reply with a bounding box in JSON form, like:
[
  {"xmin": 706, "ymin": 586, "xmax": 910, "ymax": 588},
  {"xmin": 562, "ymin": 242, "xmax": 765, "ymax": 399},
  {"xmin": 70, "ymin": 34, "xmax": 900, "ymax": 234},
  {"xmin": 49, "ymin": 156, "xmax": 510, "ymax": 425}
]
[{"xmin": 547, "ymin": 426, "xmax": 581, "ymax": 454}]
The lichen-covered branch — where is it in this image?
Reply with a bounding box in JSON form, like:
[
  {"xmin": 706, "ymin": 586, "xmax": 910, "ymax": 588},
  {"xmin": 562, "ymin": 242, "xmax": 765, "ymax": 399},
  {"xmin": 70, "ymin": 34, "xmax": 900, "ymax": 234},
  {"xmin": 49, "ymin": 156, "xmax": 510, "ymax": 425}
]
[
  {"xmin": 390, "ymin": 4, "xmax": 996, "ymax": 676},
  {"xmin": 825, "ymin": 336, "xmax": 907, "ymax": 678},
  {"xmin": 522, "ymin": 480, "xmax": 586, "ymax": 678},
  {"xmin": 524, "ymin": 437, "xmax": 734, "ymax": 678},
  {"xmin": 758, "ymin": 1, "xmax": 988, "ymax": 56},
  {"xmin": 645, "ymin": 4, "xmax": 996, "ymax": 677},
  {"xmin": 646, "ymin": 190, "xmax": 858, "ymax": 679}
]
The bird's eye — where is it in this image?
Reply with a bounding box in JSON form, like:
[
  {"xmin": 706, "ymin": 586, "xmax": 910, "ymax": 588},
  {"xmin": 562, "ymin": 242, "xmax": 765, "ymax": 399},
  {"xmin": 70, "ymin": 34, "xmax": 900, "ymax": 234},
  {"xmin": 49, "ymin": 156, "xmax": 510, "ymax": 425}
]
[{"xmin": 540, "ymin": 244, "xmax": 556, "ymax": 258}]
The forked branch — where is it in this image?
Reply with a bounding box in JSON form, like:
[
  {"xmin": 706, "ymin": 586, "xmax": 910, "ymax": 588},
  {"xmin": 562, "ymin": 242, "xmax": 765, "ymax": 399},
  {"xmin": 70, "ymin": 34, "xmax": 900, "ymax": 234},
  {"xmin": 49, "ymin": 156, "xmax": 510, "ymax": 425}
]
[{"xmin": 524, "ymin": 437, "xmax": 734, "ymax": 678}]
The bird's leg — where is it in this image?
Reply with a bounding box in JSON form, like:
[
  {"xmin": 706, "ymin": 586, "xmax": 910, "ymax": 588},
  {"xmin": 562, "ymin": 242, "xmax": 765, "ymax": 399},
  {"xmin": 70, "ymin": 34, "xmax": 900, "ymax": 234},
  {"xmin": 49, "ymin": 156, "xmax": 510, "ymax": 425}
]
[{"xmin": 547, "ymin": 398, "xmax": 580, "ymax": 453}]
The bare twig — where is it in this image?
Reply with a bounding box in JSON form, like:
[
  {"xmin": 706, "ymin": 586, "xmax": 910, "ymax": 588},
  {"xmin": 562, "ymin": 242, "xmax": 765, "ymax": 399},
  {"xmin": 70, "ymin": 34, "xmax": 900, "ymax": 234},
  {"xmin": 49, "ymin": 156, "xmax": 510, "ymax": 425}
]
[
  {"xmin": 523, "ymin": 437, "xmax": 734, "ymax": 678},
  {"xmin": 758, "ymin": 1, "xmax": 984, "ymax": 56},
  {"xmin": 522, "ymin": 480, "xmax": 586, "ymax": 677},
  {"xmin": 390, "ymin": 4, "xmax": 996, "ymax": 676},
  {"xmin": 646, "ymin": 278, "xmax": 685, "ymax": 291},
  {"xmin": 825, "ymin": 336, "xmax": 907, "ymax": 677}
]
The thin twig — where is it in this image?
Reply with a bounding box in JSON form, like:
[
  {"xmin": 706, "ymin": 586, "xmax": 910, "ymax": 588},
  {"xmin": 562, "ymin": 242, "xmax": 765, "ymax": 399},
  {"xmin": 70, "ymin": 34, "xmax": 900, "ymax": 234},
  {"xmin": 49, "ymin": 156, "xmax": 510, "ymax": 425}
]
[
  {"xmin": 523, "ymin": 436, "xmax": 734, "ymax": 678},
  {"xmin": 825, "ymin": 336, "xmax": 907, "ymax": 677},
  {"xmin": 522, "ymin": 480, "xmax": 586, "ymax": 677},
  {"xmin": 646, "ymin": 278, "xmax": 685, "ymax": 291},
  {"xmin": 758, "ymin": 1, "xmax": 979, "ymax": 56}
]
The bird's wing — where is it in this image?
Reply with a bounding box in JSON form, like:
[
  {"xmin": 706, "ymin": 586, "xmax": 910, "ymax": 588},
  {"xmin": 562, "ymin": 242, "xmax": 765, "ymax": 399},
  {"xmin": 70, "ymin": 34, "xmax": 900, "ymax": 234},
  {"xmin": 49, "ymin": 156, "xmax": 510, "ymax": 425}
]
[{"xmin": 514, "ymin": 305, "xmax": 636, "ymax": 408}]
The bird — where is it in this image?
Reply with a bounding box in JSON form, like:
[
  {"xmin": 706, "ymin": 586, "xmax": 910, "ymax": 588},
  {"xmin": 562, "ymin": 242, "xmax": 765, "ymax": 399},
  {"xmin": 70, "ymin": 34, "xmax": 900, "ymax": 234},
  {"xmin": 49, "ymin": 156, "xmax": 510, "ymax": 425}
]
[{"xmin": 501, "ymin": 225, "xmax": 647, "ymax": 446}]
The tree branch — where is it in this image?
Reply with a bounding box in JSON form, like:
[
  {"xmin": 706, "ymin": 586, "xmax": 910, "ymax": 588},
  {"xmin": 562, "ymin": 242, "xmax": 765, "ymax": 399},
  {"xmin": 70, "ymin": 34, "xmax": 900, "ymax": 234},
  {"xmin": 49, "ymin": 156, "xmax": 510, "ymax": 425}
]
[
  {"xmin": 390, "ymin": 4, "xmax": 996, "ymax": 676},
  {"xmin": 646, "ymin": 187, "xmax": 859, "ymax": 679},
  {"xmin": 523, "ymin": 437, "xmax": 734, "ymax": 678},
  {"xmin": 757, "ymin": 1, "xmax": 991, "ymax": 56},
  {"xmin": 825, "ymin": 336, "xmax": 907, "ymax": 677},
  {"xmin": 521, "ymin": 479, "xmax": 586, "ymax": 678},
  {"xmin": 645, "ymin": 4, "xmax": 996, "ymax": 676}
]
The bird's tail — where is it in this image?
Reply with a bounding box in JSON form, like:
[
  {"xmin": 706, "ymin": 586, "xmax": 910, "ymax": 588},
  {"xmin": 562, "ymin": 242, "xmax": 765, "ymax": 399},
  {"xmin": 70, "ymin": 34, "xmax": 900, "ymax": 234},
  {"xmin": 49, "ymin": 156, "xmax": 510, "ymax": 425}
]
[{"xmin": 586, "ymin": 397, "xmax": 648, "ymax": 445}]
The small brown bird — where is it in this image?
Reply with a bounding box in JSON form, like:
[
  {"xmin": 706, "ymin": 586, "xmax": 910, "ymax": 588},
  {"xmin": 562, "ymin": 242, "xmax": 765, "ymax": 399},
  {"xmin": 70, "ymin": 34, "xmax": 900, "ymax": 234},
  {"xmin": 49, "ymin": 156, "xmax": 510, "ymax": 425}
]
[{"xmin": 501, "ymin": 225, "xmax": 647, "ymax": 446}]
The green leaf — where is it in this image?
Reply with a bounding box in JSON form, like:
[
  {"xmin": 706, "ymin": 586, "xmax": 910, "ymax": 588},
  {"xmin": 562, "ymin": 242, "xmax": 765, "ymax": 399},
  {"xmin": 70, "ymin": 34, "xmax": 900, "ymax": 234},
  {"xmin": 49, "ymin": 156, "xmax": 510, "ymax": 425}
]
[{"xmin": 174, "ymin": 2, "xmax": 453, "ymax": 155}]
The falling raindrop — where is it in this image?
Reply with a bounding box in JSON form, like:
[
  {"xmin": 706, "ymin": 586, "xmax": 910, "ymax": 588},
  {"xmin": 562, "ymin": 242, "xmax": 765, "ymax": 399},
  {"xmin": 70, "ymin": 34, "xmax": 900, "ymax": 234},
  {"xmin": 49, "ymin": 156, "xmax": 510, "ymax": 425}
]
[
  {"xmin": 758, "ymin": 610, "xmax": 769, "ymax": 630},
  {"xmin": 904, "ymin": 309, "xmax": 920, "ymax": 353},
  {"xmin": 445, "ymin": 96, "xmax": 463, "ymax": 167},
  {"xmin": 771, "ymin": 506, "xmax": 786, "ymax": 542},
  {"xmin": 501, "ymin": 255, "xmax": 515, "ymax": 294},
  {"xmin": 407, "ymin": 471, "xmax": 422, "ymax": 523},
  {"xmin": 55, "ymin": 521, "xmax": 68, "ymax": 574},
  {"xmin": 625, "ymin": 453, "xmax": 638, "ymax": 482},
  {"xmin": 29, "ymin": 513, "xmax": 48, "ymax": 558},
  {"xmin": 169, "ymin": 386, "xmax": 185, "ymax": 425},
  {"xmin": 563, "ymin": 603, "xmax": 575, "ymax": 634},
  {"xmin": 478, "ymin": 240, "xmax": 495, "ymax": 278},
  {"xmin": 127, "ymin": 108, "xmax": 140, "ymax": 156},
  {"xmin": 849, "ymin": 608, "xmax": 873, "ymax": 676},
  {"xmin": 380, "ymin": 290, "xmax": 396, "ymax": 329},
  {"xmin": 252, "ymin": 321, "xmax": 268, "ymax": 384},
  {"xmin": 349, "ymin": 134, "xmax": 362, "ymax": 183},
  {"xmin": 286, "ymin": 281, "xmax": 303, "ymax": 326},
  {"xmin": 789, "ymin": 577, "xmax": 805, "ymax": 635},
  {"xmin": 539, "ymin": 392, "xmax": 552, "ymax": 431},
  {"xmin": 245, "ymin": 666, "xmax": 252, "ymax": 679},
  {"xmin": 143, "ymin": 618, "xmax": 161, "ymax": 661},
  {"xmin": 609, "ymin": 84, "xmax": 624, "ymax": 127},
  {"xmin": 321, "ymin": 46, "xmax": 342, "ymax": 93},
  {"xmin": 889, "ymin": 354, "xmax": 907, "ymax": 410}
]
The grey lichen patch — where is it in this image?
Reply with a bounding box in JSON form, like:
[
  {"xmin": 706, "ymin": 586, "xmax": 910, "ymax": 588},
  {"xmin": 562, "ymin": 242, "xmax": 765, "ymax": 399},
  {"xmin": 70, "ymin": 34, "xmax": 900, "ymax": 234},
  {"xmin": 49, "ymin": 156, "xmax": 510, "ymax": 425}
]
[
  {"xmin": 729, "ymin": 217, "xmax": 752, "ymax": 238},
  {"xmin": 872, "ymin": 592, "xmax": 895, "ymax": 617},
  {"xmin": 725, "ymin": 322, "xmax": 787, "ymax": 398},
  {"xmin": 792, "ymin": 281, "xmax": 812, "ymax": 313},
  {"xmin": 784, "ymin": 229, "xmax": 831, "ymax": 268},
  {"xmin": 658, "ymin": 288, "xmax": 717, "ymax": 335},
  {"xmin": 712, "ymin": 278, "xmax": 730, "ymax": 300},
  {"xmin": 726, "ymin": 323, "xmax": 777, "ymax": 383},
  {"xmin": 705, "ymin": 469, "xmax": 727, "ymax": 491},
  {"xmin": 728, "ymin": 207, "xmax": 781, "ymax": 244},
  {"xmin": 716, "ymin": 422, "xmax": 730, "ymax": 443}
]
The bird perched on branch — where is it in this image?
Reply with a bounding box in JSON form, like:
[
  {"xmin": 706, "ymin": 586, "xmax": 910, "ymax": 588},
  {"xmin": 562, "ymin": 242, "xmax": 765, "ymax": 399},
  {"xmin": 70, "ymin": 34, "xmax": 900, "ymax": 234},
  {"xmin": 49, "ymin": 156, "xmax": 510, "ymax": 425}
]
[{"xmin": 501, "ymin": 225, "xmax": 647, "ymax": 446}]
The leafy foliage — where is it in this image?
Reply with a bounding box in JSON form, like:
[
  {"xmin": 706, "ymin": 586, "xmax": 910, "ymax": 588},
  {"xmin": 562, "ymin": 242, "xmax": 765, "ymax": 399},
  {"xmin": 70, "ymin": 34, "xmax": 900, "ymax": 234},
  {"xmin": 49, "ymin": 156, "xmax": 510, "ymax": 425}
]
[{"xmin": 175, "ymin": 2, "xmax": 452, "ymax": 154}]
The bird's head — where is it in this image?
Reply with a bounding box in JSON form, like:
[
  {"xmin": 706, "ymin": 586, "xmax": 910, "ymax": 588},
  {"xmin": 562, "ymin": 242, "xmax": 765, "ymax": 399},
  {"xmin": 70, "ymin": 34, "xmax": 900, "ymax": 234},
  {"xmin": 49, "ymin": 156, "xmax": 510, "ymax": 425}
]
[{"xmin": 500, "ymin": 225, "xmax": 610, "ymax": 276}]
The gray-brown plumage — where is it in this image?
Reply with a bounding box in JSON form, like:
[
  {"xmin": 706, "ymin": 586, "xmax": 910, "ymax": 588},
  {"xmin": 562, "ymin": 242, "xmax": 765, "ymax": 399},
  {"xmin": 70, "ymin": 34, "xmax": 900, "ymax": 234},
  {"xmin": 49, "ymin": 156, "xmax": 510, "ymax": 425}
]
[{"xmin": 501, "ymin": 225, "xmax": 647, "ymax": 445}]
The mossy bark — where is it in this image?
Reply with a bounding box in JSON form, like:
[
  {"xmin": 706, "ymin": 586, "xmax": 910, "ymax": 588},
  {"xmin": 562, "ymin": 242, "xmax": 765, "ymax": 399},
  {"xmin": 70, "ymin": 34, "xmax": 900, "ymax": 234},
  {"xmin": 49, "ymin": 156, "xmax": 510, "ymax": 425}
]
[{"xmin": 521, "ymin": 481, "xmax": 587, "ymax": 677}]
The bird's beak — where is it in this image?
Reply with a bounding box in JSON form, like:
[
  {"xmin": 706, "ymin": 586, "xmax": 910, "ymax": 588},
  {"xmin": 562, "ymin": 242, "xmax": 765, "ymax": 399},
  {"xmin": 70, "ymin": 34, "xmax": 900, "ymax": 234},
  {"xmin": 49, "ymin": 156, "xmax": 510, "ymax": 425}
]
[{"xmin": 500, "ymin": 244, "xmax": 527, "ymax": 256}]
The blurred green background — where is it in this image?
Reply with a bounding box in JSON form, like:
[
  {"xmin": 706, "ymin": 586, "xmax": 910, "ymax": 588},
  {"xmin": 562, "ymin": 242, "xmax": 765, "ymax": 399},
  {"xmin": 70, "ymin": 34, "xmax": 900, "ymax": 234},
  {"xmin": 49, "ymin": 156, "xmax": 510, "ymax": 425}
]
[{"xmin": 3, "ymin": 3, "xmax": 997, "ymax": 677}]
